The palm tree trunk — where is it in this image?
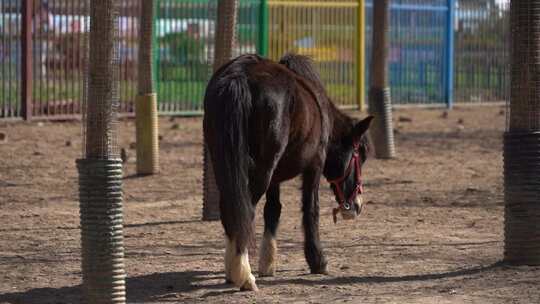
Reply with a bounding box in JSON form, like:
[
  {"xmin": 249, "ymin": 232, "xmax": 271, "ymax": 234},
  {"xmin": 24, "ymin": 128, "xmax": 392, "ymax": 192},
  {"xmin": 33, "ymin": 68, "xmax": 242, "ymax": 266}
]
[
  {"xmin": 503, "ymin": 0, "xmax": 540, "ymax": 265},
  {"xmin": 203, "ymin": 0, "xmax": 239, "ymax": 221},
  {"xmin": 213, "ymin": 0, "xmax": 239, "ymax": 70},
  {"xmin": 85, "ymin": 0, "xmax": 120, "ymax": 159},
  {"xmin": 138, "ymin": 0, "xmax": 154, "ymax": 95},
  {"xmin": 368, "ymin": 0, "xmax": 395, "ymax": 159},
  {"xmin": 78, "ymin": 0, "xmax": 126, "ymax": 303},
  {"xmin": 136, "ymin": 0, "xmax": 159, "ymax": 175}
]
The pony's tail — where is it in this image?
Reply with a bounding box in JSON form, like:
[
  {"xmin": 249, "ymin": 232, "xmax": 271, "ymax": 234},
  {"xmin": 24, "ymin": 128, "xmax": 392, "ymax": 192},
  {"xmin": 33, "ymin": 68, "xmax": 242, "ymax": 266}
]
[{"xmin": 204, "ymin": 64, "xmax": 254, "ymax": 253}]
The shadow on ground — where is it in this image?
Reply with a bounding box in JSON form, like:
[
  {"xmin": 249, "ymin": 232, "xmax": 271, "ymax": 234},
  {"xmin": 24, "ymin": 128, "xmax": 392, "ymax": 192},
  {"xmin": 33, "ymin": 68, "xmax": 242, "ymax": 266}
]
[
  {"xmin": 261, "ymin": 262, "xmax": 504, "ymax": 286},
  {"xmin": 0, "ymin": 270, "xmax": 229, "ymax": 304},
  {"xmin": 0, "ymin": 263, "xmax": 505, "ymax": 303}
]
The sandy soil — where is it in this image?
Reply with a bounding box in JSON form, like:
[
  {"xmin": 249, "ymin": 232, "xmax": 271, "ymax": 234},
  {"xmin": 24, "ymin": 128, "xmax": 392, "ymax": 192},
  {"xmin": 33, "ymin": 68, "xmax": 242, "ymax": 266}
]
[{"xmin": 0, "ymin": 105, "xmax": 539, "ymax": 304}]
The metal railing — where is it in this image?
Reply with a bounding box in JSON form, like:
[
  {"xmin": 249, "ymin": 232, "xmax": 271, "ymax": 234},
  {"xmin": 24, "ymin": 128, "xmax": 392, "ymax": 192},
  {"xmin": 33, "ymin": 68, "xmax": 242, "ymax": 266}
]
[
  {"xmin": 0, "ymin": 0, "xmax": 21, "ymax": 119},
  {"xmin": 154, "ymin": 0, "xmax": 261, "ymax": 115},
  {"xmin": 0, "ymin": 0, "xmax": 512, "ymax": 121},
  {"xmin": 365, "ymin": 0, "xmax": 452, "ymax": 106},
  {"xmin": 0, "ymin": 0, "xmax": 140, "ymax": 120},
  {"xmin": 454, "ymin": 0, "xmax": 509, "ymax": 103},
  {"xmin": 268, "ymin": 0, "xmax": 362, "ymax": 109}
]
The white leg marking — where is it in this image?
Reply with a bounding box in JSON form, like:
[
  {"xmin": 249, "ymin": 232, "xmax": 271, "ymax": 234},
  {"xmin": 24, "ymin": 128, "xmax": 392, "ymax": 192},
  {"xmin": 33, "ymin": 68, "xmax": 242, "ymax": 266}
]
[
  {"xmin": 229, "ymin": 239, "xmax": 258, "ymax": 291},
  {"xmin": 258, "ymin": 232, "xmax": 277, "ymax": 277}
]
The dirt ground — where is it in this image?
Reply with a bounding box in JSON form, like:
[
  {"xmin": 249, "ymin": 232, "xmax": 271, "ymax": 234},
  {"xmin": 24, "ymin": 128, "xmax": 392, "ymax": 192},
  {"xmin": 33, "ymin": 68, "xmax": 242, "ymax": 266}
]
[{"xmin": 0, "ymin": 105, "xmax": 539, "ymax": 304}]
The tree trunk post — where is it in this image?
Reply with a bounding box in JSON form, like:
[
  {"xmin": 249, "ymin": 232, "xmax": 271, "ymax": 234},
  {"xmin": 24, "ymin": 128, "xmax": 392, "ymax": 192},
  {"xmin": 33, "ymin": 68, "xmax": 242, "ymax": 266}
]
[
  {"xmin": 503, "ymin": 0, "xmax": 540, "ymax": 266},
  {"xmin": 136, "ymin": 0, "xmax": 159, "ymax": 175},
  {"xmin": 368, "ymin": 0, "xmax": 396, "ymax": 159},
  {"xmin": 203, "ymin": 0, "xmax": 239, "ymax": 221}
]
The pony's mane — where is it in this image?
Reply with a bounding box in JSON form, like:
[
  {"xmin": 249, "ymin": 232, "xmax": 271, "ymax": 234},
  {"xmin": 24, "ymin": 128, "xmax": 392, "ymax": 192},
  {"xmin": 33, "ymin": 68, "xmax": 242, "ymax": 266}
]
[
  {"xmin": 278, "ymin": 53, "xmax": 324, "ymax": 91},
  {"xmin": 279, "ymin": 53, "xmax": 371, "ymax": 158}
]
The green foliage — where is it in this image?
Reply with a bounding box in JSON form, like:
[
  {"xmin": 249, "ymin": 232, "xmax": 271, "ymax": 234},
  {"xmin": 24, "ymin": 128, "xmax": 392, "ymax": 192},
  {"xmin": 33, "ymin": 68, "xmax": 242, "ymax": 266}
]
[
  {"xmin": 157, "ymin": 80, "xmax": 206, "ymax": 110},
  {"xmin": 158, "ymin": 31, "xmax": 210, "ymax": 81},
  {"xmin": 159, "ymin": 31, "xmax": 205, "ymax": 65}
]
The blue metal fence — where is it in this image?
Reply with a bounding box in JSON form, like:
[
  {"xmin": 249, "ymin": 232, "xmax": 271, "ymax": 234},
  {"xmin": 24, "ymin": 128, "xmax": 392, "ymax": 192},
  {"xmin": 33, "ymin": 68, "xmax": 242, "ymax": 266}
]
[{"xmin": 365, "ymin": 0, "xmax": 453, "ymax": 106}]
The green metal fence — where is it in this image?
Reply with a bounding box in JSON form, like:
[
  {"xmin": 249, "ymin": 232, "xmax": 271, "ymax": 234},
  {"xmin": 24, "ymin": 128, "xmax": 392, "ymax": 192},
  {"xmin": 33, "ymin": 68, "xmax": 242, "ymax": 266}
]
[
  {"xmin": 154, "ymin": 0, "xmax": 363, "ymax": 113},
  {"xmin": 454, "ymin": 0, "xmax": 509, "ymax": 103},
  {"xmin": 154, "ymin": 0, "xmax": 261, "ymax": 115}
]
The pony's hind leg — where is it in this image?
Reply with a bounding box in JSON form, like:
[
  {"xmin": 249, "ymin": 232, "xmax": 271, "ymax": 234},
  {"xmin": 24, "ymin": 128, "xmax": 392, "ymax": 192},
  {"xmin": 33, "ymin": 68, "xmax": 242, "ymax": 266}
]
[
  {"xmin": 225, "ymin": 237, "xmax": 233, "ymax": 283},
  {"xmin": 225, "ymin": 236, "xmax": 258, "ymax": 291},
  {"xmin": 259, "ymin": 184, "xmax": 281, "ymax": 277}
]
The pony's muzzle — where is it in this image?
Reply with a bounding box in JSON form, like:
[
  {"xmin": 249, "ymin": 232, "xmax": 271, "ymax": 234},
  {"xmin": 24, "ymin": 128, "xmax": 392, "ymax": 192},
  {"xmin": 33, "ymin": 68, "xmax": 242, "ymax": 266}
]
[
  {"xmin": 333, "ymin": 197, "xmax": 364, "ymax": 223},
  {"xmin": 354, "ymin": 196, "xmax": 363, "ymax": 216},
  {"xmin": 341, "ymin": 196, "xmax": 363, "ymax": 220}
]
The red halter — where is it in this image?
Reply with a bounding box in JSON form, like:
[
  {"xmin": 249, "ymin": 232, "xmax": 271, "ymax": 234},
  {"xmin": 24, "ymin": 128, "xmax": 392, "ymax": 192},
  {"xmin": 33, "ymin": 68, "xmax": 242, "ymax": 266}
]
[{"xmin": 327, "ymin": 142, "xmax": 363, "ymax": 211}]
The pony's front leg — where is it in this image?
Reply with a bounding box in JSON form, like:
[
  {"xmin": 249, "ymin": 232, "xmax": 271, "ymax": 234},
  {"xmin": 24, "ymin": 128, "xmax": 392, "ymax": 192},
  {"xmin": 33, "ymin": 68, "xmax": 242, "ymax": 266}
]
[{"xmin": 301, "ymin": 168, "xmax": 328, "ymax": 274}]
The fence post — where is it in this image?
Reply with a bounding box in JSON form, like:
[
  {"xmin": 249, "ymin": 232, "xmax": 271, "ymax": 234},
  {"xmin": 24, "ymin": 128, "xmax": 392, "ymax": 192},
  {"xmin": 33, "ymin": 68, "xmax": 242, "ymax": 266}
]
[
  {"xmin": 357, "ymin": 0, "xmax": 366, "ymax": 111},
  {"xmin": 258, "ymin": 0, "xmax": 269, "ymax": 57},
  {"xmin": 21, "ymin": 0, "xmax": 33, "ymax": 120},
  {"xmin": 445, "ymin": 0, "xmax": 455, "ymax": 109}
]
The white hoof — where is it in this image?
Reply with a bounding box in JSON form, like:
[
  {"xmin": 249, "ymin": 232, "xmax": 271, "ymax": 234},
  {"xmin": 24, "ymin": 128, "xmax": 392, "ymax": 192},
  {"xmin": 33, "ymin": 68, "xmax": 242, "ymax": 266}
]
[
  {"xmin": 240, "ymin": 273, "xmax": 258, "ymax": 291},
  {"xmin": 227, "ymin": 238, "xmax": 259, "ymax": 291}
]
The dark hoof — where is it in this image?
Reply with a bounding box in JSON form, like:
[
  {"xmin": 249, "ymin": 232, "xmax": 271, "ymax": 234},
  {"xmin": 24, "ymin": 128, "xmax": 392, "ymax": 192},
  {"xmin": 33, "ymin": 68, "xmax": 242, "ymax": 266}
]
[
  {"xmin": 309, "ymin": 261, "xmax": 328, "ymax": 275},
  {"xmin": 310, "ymin": 267, "xmax": 329, "ymax": 275}
]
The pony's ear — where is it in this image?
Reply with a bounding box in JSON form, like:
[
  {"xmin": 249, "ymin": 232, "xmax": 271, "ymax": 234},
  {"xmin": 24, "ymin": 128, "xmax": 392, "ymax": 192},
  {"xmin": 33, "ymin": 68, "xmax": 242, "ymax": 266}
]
[{"xmin": 352, "ymin": 116, "xmax": 374, "ymax": 140}]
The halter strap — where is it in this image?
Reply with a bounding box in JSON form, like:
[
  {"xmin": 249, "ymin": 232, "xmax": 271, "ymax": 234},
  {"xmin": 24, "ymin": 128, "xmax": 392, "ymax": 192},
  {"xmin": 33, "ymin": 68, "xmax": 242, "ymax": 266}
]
[{"xmin": 327, "ymin": 142, "xmax": 363, "ymax": 210}]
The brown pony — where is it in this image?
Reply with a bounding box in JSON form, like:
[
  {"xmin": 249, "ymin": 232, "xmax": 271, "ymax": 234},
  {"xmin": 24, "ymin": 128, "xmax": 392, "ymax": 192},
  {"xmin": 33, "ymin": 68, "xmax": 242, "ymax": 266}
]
[{"xmin": 203, "ymin": 53, "xmax": 373, "ymax": 291}]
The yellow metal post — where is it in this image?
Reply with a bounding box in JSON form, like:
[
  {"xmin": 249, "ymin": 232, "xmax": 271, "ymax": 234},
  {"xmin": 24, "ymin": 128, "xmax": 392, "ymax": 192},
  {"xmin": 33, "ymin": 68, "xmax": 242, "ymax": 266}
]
[
  {"xmin": 357, "ymin": 0, "xmax": 365, "ymax": 111},
  {"xmin": 135, "ymin": 93, "xmax": 159, "ymax": 174}
]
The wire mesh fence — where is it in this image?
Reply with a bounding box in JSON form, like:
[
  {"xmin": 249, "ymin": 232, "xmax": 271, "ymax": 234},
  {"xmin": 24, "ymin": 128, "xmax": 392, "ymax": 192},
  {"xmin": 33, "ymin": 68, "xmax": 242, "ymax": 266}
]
[
  {"xmin": 0, "ymin": 0, "xmax": 513, "ymax": 120},
  {"xmin": 36, "ymin": 0, "xmax": 138, "ymax": 119},
  {"xmin": 155, "ymin": 0, "xmax": 261, "ymax": 115},
  {"xmin": 454, "ymin": 0, "xmax": 509, "ymax": 104},
  {"xmin": 0, "ymin": 0, "xmax": 139, "ymax": 120},
  {"xmin": 268, "ymin": 0, "xmax": 361, "ymax": 108},
  {"xmin": 31, "ymin": 0, "xmax": 88, "ymax": 119},
  {"xmin": 365, "ymin": 0, "xmax": 451, "ymax": 106}
]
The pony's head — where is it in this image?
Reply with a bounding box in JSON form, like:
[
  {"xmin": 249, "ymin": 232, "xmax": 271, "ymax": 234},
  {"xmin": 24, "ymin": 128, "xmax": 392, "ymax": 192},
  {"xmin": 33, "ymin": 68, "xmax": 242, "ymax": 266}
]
[{"xmin": 323, "ymin": 116, "xmax": 373, "ymax": 223}]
